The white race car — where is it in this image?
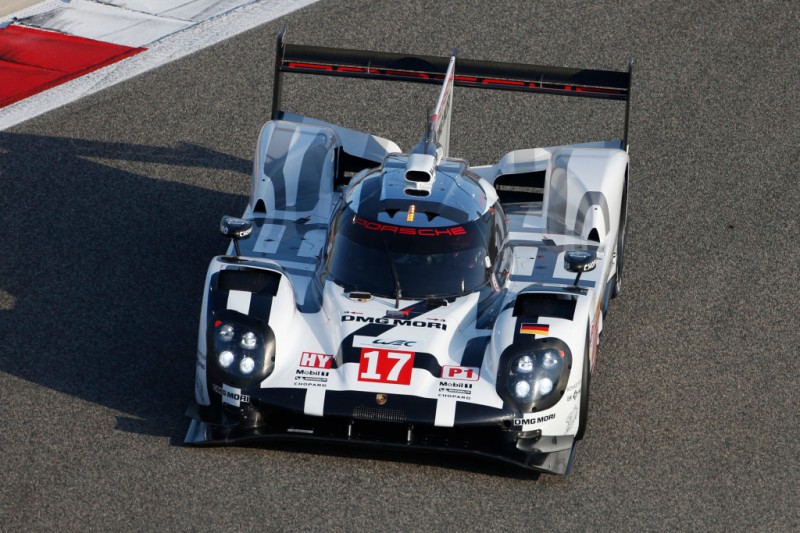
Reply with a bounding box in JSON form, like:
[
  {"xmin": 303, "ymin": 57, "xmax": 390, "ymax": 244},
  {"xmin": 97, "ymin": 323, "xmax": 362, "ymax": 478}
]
[{"xmin": 186, "ymin": 29, "xmax": 633, "ymax": 475}]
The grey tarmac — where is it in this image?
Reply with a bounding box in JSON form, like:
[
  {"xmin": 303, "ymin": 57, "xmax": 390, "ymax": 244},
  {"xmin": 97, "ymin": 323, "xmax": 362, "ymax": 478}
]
[{"xmin": 0, "ymin": 0, "xmax": 797, "ymax": 530}]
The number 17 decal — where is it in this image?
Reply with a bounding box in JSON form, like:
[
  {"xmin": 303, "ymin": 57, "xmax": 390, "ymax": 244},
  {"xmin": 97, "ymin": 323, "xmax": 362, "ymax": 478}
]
[{"xmin": 358, "ymin": 349, "xmax": 415, "ymax": 385}]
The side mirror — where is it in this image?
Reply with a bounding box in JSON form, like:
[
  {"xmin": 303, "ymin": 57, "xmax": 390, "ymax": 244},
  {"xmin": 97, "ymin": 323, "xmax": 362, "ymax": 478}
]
[
  {"xmin": 564, "ymin": 249, "xmax": 597, "ymax": 288},
  {"xmin": 564, "ymin": 250, "xmax": 597, "ymax": 273},
  {"xmin": 220, "ymin": 216, "xmax": 253, "ymax": 257}
]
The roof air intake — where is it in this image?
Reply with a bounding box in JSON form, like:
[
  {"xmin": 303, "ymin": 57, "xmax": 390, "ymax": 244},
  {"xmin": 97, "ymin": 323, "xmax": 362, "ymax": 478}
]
[
  {"xmin": 404, "ymin": 153, "xmax": 436, "ymax": 183},
  {"xmin": 405, "ymin": 170, "xmax": 432, "ymax": 182},
  {"xmin": 403, "ymin": 153, "xmax": 436, "ymax": 196}
]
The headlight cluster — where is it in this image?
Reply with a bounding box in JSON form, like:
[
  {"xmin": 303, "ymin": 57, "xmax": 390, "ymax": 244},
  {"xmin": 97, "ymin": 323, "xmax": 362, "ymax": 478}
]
[
  {"xmin": 209, "ymin": 312, "xmax": 274, "ymax": 383},
  {"xmin": 508, "ymin": 350, "xmax": 562, "ymax": 402},
  {"xmin": 500, "ymin": 339, "xmax": 572, "ymax": 413},
  {"xmin": 215, "ymin": 321, "xmax": 262, "ymax": 374}
]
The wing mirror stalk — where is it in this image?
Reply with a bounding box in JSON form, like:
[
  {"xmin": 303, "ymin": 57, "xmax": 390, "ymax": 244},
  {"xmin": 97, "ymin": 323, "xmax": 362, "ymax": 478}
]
[{"xmin": 220, "ymin": 216, "xmax": 253, "ymax": 258}]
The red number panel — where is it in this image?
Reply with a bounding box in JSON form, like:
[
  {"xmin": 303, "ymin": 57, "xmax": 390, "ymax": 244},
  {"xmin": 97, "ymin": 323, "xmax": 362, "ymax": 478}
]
[{"xmin": 357, "ymin": 349, "xmax": 415, "ymax": 385}]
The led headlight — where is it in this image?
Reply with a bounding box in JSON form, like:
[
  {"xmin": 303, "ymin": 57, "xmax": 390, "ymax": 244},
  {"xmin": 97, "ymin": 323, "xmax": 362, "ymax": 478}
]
[
  {"xmin": 506, "ymin": 352, "xmax": 560, "ymax": 402},
  {"xmin": 515, "ymin": 355, "xmax": 534, "ymax": 374},
  {"xmin": 240, "ymin": 331, "xmax": 257, "ymax": 350},
  {"xmin": 218, "ymin": 350, "xmax": 234, "ymax": 368},
  {"xmin": 499, "ymin": 339, "xmax": 572, "ymax": 413},
  {"xmin": 239, "ymin": 357, "xmax": 255, "ymax": 374},
  {"xmin": 513, "ymin": 379, "xmax": 532, "ymax": 400},
  {"xmin": 218, "ymin": 324, "xmax": 235, "ymax": 342},
  {"xmin": 542, "ymin": 350, "xmax": 560, "ymax": 369},
  {"xmin": 208, "ymin": 310, "xmax": 276, "ymax": 387},
  {"xmin": 535, "ymin": 377, "xmax": 554, "ymax": 396}
]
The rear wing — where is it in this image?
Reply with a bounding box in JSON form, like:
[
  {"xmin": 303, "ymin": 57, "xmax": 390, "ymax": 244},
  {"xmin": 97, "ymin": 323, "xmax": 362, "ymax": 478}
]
[{"xmin": 271, "ymin": 28, "xmax": 633, "ymax": 149}]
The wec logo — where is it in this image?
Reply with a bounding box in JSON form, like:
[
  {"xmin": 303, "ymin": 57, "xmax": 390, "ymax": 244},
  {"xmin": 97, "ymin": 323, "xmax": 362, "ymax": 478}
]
[
  {"xmin": 373, "ymin": 339, "xmax": 415, "ymax": 347},
  {"xmin": 353, "ymin": 335, "xmax": 417, "ymax": 349}
]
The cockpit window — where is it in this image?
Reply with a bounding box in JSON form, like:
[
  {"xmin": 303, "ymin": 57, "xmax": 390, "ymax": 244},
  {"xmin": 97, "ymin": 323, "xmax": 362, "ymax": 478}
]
[
  {"xmin": 325, "ymin": 206, "xmax": 499, "ymax": 298},
  {"xmin": 262, "ymin": 122, "xmax": 336, "ymax": 211}
]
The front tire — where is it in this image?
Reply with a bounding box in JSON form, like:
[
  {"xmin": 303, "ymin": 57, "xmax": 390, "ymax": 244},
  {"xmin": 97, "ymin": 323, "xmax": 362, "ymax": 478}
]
[{"xmin": 575, "ymin": 329, "xmax": 592, "ymax": 440}]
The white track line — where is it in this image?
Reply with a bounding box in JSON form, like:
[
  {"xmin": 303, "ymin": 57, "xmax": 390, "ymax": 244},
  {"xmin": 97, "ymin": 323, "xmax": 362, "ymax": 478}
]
[{"xmin": 0, "ymin": 0, "xmax": 320, "ymax": 130}]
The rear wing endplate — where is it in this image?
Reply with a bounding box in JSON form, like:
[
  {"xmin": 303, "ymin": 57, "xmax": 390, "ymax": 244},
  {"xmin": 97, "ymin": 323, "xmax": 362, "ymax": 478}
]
[{"xmin": 271, "ymin": 28, "xmax": 634, "ymax": 149}]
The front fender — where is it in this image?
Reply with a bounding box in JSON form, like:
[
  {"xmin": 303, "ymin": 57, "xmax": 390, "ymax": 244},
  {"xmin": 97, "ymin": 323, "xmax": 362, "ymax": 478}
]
[
  {"xmin": 485, "ymin": 287, "xmax": 592, "ymax": 428},
  {"xmin": 195, "ymin": 256, "xmax": 297, "ymax": 406}
]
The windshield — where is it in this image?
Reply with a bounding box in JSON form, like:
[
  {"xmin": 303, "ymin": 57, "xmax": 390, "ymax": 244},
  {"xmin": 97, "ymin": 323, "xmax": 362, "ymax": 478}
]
[{"xmin": 326, "ymin": 207, "xmax": 495, "ymax": 298}]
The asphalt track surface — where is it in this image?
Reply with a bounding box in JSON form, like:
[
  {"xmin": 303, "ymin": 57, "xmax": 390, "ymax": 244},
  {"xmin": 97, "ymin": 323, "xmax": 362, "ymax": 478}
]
[{"xmin": 1, "ymin": 1, "xmax": 798, "ymax": 530}]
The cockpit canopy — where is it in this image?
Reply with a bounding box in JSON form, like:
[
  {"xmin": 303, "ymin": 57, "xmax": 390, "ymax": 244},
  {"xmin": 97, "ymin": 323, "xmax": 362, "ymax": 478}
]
[{"xmin": 325, "ymin": 156, "xmax": 506, "ymax": 299}]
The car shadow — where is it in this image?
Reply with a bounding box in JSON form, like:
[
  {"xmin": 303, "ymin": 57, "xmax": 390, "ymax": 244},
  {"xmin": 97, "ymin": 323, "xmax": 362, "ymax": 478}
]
[
  {"xmin": 240, "ymin": 439, "xmax": 544, "ymax": 480},
  {"xmin": 0, "ymin": 131, "xmax": 251, "ymax": 443},
  {"xmin": 0, "ymin": 130, "xmax": 549, "ymax": 480}
]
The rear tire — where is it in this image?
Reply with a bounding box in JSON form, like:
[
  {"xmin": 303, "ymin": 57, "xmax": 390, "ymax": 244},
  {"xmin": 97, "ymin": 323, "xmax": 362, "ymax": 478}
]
[{"xmin": 611, "ymin": 171, "xmax": 628, "ymax": 299}]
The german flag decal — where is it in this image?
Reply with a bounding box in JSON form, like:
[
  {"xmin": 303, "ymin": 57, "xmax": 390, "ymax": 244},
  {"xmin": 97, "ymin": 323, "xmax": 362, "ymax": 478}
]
[{"xmin": 520, "ymin": 323, "xmax": 549, "ymax": 336}]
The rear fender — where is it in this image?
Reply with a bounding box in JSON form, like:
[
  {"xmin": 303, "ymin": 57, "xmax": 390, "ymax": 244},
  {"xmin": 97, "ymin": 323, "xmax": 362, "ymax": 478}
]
[{"xmin": 543, "ymin": 147, "xmax": 628, "ymax": 245}]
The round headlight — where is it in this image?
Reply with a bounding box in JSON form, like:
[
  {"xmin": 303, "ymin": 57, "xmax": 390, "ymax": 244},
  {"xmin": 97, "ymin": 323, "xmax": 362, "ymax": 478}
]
[
  {"xmin": 239, "ymin": 356, "xmax": 255, "ymax": 374},
  {"xmin": 218, "ymin": 324, "xmax": 234, "ymax": 342},
  {"xmin": 218, "ymin": 350, "xmax": 234, "ymax": 368},
  {"xmin": 240, "ymin": 331, "xmax": 257, "ymax": 350},
  {"xmin": 542, "ymin": 350, "xmax": 560, "ymax": 369},
  {"xmin": 512, "ymin": 379, "xmax": 531, "ymax": 400},
  {"xmin": 515, "ymin": 355, "xmax": 535, "ymax": 374},
  {"xmin": 535, "ymin": 377, "xmax": 554, "ymax": 398}
]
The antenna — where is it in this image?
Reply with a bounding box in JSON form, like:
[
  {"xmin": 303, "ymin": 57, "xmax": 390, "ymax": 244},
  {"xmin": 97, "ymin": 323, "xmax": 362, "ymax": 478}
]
[{"xmin": 424, "ymin": 107, "xmax": 431, "ymax": 143}]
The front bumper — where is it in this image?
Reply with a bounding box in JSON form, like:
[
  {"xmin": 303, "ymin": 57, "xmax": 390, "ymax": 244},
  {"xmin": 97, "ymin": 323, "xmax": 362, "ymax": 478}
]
[{"xmin": 184, "ymin": 398, "xmax": 577, "ymax": 475}]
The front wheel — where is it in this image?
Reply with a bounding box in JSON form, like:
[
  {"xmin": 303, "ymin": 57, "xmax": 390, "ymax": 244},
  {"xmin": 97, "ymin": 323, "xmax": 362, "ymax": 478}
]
[{"xmin": 575, "ymin": 329, "xmax": 592, "ymax": 440}]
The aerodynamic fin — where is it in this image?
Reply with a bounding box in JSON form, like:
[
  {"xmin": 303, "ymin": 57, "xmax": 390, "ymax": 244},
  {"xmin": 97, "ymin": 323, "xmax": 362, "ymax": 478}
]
[{"xmin": 427, "ymin": 54, "xmax": 456, "ymax": 157}]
